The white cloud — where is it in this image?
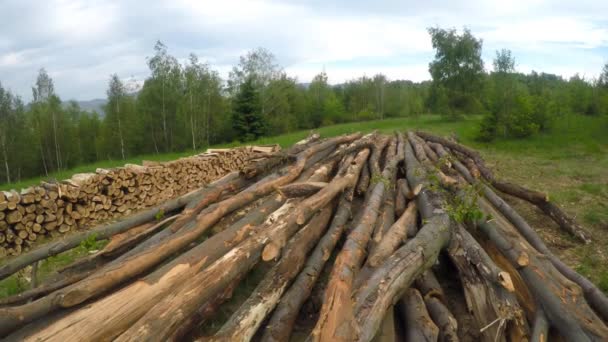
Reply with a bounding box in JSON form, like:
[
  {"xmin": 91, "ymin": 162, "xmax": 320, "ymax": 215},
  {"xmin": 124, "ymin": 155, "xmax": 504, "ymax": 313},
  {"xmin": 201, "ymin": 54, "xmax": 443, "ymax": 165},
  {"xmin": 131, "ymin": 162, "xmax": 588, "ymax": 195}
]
[{"xmin": 0, "ymin": 0, "xmax": 606, "ymax": 100}]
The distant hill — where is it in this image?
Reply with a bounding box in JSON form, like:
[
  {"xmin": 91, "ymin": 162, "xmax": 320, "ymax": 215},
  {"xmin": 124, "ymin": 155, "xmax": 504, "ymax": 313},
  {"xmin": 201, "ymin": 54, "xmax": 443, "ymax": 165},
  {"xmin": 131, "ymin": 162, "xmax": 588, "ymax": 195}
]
[{"xmin": 63, "ymin": 98, "xmax": 107, "ymax": 115}]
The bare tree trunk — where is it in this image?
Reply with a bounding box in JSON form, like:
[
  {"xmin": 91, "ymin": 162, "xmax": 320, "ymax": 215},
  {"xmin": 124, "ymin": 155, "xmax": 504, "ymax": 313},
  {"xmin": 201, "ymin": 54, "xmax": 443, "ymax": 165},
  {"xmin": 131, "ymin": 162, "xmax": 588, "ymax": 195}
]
[
  {"xmin": 117, "ymin": 101, "xmax": 125, "ymax": 160},
  {"xmin": 2, "ymin": 140, "xmax": 10, "ymax": 183},
  {"xmin": 190, "ymin": 91, "xmax": 196, "ymax": 151}
]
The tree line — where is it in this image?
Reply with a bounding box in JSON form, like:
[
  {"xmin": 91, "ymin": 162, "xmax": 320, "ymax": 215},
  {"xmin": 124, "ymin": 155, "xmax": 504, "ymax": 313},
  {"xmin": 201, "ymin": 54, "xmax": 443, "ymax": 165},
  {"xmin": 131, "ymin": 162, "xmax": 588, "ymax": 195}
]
[{"xmin": 1, "ymin": 29, "xmax": 607, "ymax": 185}]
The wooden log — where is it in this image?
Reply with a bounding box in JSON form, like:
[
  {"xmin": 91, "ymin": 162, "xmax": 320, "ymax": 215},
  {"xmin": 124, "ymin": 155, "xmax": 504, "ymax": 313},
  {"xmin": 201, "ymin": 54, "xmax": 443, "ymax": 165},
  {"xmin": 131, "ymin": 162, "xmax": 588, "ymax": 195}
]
[
  {"xmin": 209, "ymin": 205, "xmax": 335, "ymax": 341},
  {"xmin": 398, "ymin": 288, "xmax": 439, "ymax": 342},
  {"xmin": 415, "ymin": 271, "xmax": 459, "ymax": 342},
  {"xmin": 354, "ymin": 214, "xmax": 452, "ymax": 342},
  {"xmin": 418, "ymin": 131, "xmax": 591, "ymax": 244},
  {"xmin": 447, "ymin": 223, "xmax": 527, "ymax": 342},
  {"xmin": 350, "ymin": 139, "xmax": 452, "ymax": 342},
  {"xmin": 424, "ymin": 297, "xmax": 459, "ymax": 342},
  {"xmin": 113, "ymin": 199, "xmax": 303, "ymax": 341},
  {"xmin": 262, "ymin": 195, "xmax": 354, "ymax": 342},
  {"xmin": 356, "ymin": 162, "xmax": 371, "ymax": 195},
  {"xmin": 372, "ymin": 309, "xmax": 396, "ymax": 342},
  {"xmin": 436, "ymin": 144, "xmax": 608, "ymax": 324},
  {"xmin": 394, "ymin": 178, "xmax": 408, "ymax": 217},
  {"xmin": 311, "ymin": 137, "xmax": 403, "ymax": 342},
  {"xmin": 27, "ymin": 136, "xmax": 359, "ymax": 341},
  {"xmin": 24, "ymin": 194, "xmax": 286, "ymax": 341},
  {"xmin": 277, "ymin": 181, "xmax": 328, "ymax": 198},
  {"xmin": 0, "ymin": 169, "xmax": 266, "ymax": 335},
  {"xmin": 475, "ymin": 210, "xmax": 608, "ymax": 341},
  {"xmin": 530, "ymin": 309, "xmax": 549, "ymax": 342},
  {"xmin": 368, "ymin": 200, "xmax": 417, "ymax": 267},
  {"xmin": 370, "ymin": 138, "xmax": 398, "ymax": 252},
  {"xmin": 0, "ymin": 175, "xmax": 237, "ymax": 282},
  {"xmin": 264, "ymin": 148, "xmax": 370, "ymax": 261}
]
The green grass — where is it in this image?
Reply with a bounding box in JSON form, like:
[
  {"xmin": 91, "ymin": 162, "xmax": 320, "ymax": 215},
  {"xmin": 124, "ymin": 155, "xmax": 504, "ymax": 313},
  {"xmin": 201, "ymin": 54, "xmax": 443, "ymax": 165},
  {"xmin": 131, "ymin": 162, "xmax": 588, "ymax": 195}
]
[{"xmin": 1, "ymin": 115, "xmax": 483, "ymax": 191}]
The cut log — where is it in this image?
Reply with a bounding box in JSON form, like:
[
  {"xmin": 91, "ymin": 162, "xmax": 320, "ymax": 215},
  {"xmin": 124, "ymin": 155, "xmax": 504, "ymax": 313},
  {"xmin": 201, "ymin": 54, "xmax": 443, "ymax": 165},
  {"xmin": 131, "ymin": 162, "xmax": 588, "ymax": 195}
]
[
  {"xmin": 398, "ymin": 288, "xmax": 439, "ymax": 342},
  {"xmin": 261, "ymin": 195, "xmax": 353, "ymax": 342},
  {"xmin": 14, "ymin": 193, "xmax": 286, "ymax": 341},
  {"xmin": 415, "ymin": 271, "xmax": 459, "ymax": 342},
  {"xmin": 356, "ymin": 162, "xmax": 371, "ymax": 195},
  {"xmin": 0, "ymin": 173, "xmax": 242, "ymax": 282},
  {"xmin": 368, "ymin": 200, "xmax": 417, "ymax": 267},
  {"xmin": 434, "ymin": 143, "xmax": 608, "ymax": 324},
  {"xmin": 530, "ymin": 309, "xmax": 549, "ymax": 342},
  {"xmin": 209, "ymin": 205, "xmax": 334, "ymax": 341},
  {"xmin": 311, "ymin": 137, "xmax": 403, "ymax": 342},
  {"xmin": 351, "ymin": 138, "xmax": 452, "ymax": 342},
  {"xmin": 277, "ymin": 181, "xmax": 328, "ymax": 198},
  {"xmin": 370, "ymin": 138, "xmax": 398, "ymax": 251},
  {"xmin": 418, "ymin": 131, "xmax": 591, "ymax": 244},
  {"xmin": 475, "ymin": 209, "xmax": 608, "ymax": 341}
]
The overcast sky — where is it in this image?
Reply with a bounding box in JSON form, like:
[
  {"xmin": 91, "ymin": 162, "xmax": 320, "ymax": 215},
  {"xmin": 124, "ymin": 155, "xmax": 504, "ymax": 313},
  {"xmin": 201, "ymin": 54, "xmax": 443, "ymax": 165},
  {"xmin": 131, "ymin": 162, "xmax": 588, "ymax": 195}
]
[{"xmin": 1, "ymin": 0, "xmax": 607, "ymax": 101}]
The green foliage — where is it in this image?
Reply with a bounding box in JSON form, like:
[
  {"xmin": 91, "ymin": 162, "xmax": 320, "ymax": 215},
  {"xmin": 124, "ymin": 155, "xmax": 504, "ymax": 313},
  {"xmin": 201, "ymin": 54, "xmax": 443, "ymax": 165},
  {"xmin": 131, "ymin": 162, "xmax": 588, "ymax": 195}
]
[
  {"xmin": 155, "ymin": 209, "xmax": 165, "ymax": 221},
  {"xmin": 427, "ymin": 27, "xmax": 485, "ymax": 117},
  {"xmin": 80, "ymin": 232, "xmax": 103, "ymax": 251},
  {"xmin": 1, "ymin": 39, "xmax": 608, "ymax": 188},
  {"xmin": 232, "ymin": 76, "xmax": 265, "ymax": 141}
]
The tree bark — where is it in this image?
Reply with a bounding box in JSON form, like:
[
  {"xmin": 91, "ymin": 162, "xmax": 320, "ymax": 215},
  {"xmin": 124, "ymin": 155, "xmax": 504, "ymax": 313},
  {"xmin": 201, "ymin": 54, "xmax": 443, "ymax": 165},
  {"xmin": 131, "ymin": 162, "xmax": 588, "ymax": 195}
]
[
  {"xmin": 0, "ymin": 171, "xmax": 243, "ymax": 281},
  {"xmin": 351, "ymin": 139, "xmax": 451, "ymax": 342},
  {"xmin": 261, "ymin": 195, "xmax": 354, "ymax": 342},
  {"xmin": 368, "ymin": 200, "xmax": 417, "ymax": 267},
  {"xmin": 15, "ymin": 193, "xmax": 286, "ymax": 341},
  {"xmin": 209, "ymin": 205, "xmax": 335, "ymax": 341},
  {"xmin": 311, "ymin": 137, "xmax": 402, "ymax": 342},
  {"xmin": 398, "ymin": 288, "xmax": 439, "ymax": 342},
  {"xmin": 278, "ymin": 181, "xmax": 328, "ymax": 198},
  {"xmin": 431, "ymin": 141, "xmax": 608, "ymax": 324},
  {"xmin": 418, "ymin": 131, "xmax": 591, "ymax": 244}
]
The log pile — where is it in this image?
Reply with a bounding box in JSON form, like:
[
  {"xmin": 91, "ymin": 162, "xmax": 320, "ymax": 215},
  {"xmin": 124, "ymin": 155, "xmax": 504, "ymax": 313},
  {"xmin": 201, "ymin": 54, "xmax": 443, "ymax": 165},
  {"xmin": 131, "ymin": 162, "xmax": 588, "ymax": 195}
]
[
  {"xmin": 0, "ymin": 146, "xmax": 276, "ymax": 257},
  {"xmin": 0, "ymin": 132, "xmax": 607, "ymax": 342}
]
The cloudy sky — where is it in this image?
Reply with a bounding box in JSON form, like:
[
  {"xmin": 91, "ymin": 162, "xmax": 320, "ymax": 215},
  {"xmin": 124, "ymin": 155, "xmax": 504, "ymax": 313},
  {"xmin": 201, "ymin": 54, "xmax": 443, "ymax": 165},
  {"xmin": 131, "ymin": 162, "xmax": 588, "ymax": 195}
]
[{"xmin": 1, "ymin": 0, "xmax": 607, "ymax": 101}]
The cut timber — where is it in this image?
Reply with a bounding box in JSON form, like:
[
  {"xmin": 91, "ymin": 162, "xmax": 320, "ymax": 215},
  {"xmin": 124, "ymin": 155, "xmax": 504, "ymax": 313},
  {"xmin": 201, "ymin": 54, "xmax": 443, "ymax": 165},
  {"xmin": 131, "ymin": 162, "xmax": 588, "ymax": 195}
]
[
  {"xmin": 415, "ymin": 271, "xmax": 459, "ymax": 342},
  {"xmin": 368, "ymin": 200, "xmax": 417, "ymax": 267},
  {"xmin": 354, "ymin": 214, "xmax": 452, "ymax": 342},
  {"xmin": 209, "ymin": 205, "xmax": 334, "ymax": 341},
  {"xmin": 398, "ymin": 288, "xmax": 439, "ymax": 342},
  {"xmin": 417, "ymin": 130, "xmax": 591, "ymax": 244},
  {"xmin": 351, "ymin": 139, "xmax": 452, "ymax": 342},
  {"xmin": 262, "ymin": 195, "xmax": 354, "ymax": 342},
  {"xmin": 0, "ymin": 171, "xmax": 244, "ymax": 282},
  {"xmin": 436, "ymin": 144, "xmax": 608, "ymax": 324},
  {"xmin": 109, "ymin": 143, "xmax": 366, "ymax": 340},
  {"xmin": 370, "ymin": 138, "xmax": 398, "ymax": 252},
  {"xmin": 277, "ymin": 181, "xmax": 328, "ymax": 198},
  {"xmin": 0, "ymin": 134, "xmax": 361, "ymax": 336},
  {"xmin": 311, "ymin": 136, "xmax": 403, "ymax": 342},
  {"xmin": 15, "ymin": 194, "xmax": 286, "ymax": 341}
]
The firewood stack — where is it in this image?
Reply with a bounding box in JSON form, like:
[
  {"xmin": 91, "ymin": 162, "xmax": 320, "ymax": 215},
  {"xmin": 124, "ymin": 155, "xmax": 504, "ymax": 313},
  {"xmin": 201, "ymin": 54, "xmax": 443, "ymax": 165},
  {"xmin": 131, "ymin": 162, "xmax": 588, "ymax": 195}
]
[
  {"xmin": 0, "ymin": 132, "xmax": 606, "ymax": 342},
  {"xmin": 0, "ymin": 146, "xmax": 277, "ymax": 257}
]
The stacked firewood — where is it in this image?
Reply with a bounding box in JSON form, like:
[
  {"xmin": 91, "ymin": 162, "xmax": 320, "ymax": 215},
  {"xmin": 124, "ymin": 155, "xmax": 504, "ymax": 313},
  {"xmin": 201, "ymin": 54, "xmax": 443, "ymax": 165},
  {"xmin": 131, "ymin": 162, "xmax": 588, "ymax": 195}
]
[
  {"xmin": 0, "ymin": 132, "xmax": 606, "ymax": 341},
  {"xmin": 0, "ymin": 146, "xmax": 276, "ymax": 257}
]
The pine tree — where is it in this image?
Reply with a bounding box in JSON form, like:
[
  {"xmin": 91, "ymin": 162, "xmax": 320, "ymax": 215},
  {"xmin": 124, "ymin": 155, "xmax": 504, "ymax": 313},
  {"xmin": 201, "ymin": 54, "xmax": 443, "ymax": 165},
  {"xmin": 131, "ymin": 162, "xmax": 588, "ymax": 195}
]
[{"xmin": 232, "ymin": 76, "xmax": 265, "ymax": 141}]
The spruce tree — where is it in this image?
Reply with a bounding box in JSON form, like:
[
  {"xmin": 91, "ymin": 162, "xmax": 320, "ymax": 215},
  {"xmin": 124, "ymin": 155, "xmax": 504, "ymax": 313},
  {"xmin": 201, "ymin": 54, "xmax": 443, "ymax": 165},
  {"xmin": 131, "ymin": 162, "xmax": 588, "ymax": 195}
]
[{"xmin": 232, "ymin": 76, "xmax": 265, "ymax": 141}]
